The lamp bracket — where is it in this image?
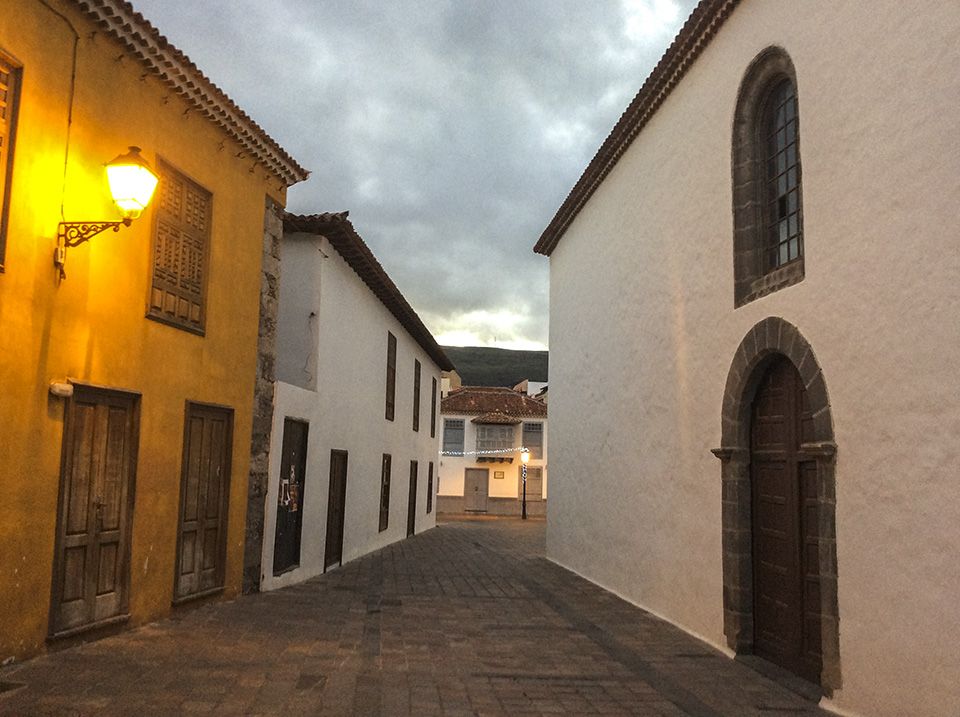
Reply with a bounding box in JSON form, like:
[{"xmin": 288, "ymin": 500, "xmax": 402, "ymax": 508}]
[
  {"xmin": 54, "ymin": 217, "xmax": 133, "ymax": 279},
  {"xmin": 57, "ymin": 217, "xmax": 132, "ymax": 248}
]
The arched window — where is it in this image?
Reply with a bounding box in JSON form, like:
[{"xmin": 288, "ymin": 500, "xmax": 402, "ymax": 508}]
[{"xmin": 732, "ymin": 48, "xmax": 804, "ymax": 307}]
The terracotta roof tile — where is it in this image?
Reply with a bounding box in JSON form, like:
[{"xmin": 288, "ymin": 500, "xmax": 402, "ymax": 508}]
[
  {"xmin": 471, "ymin": 410, "xmax": 521, "ymax": 425},
  {"xmin": 283, "ymin": 212, "xmax": 454, "ymax": 372},
  {"xmin": 73, "ymin": 0, "xmax": 309, "ymax": 187},
  {"xmin": 441, "ymin": 386, "xmax": 547, "ymax": 419}
]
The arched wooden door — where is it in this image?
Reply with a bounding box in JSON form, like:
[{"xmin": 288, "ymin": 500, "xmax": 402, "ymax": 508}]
[{"xmin": 750, "ymin": 356, "xmax": 822, "ymax": 684}]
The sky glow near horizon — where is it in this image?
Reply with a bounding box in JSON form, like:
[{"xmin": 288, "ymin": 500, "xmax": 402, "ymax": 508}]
[{"xmin": 130, "ymin": 0, "xmax": 697, "ymax": 350}]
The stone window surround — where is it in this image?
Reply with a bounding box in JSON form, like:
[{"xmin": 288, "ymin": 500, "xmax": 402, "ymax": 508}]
[
  {"xmin": 732, "ymin": 47, "xmax": 805, "ymax": 308},
  {"xmin": 712, "ymin": 316, "xmax": 841, "ymax": 693}
]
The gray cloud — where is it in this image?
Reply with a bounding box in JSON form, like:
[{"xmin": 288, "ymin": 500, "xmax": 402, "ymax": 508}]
[{"xmin": 132, "ymin": 0, "xmax": 698, "ymax": 348}]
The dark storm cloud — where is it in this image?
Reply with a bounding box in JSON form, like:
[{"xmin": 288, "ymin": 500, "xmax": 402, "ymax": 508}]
[{"xmin": 132, "ymin": 0, "xmax": 698, "ymax": 348}]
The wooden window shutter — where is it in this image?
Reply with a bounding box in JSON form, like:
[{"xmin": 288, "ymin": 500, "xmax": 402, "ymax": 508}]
[
  {"xmin": 148, "ymin": 161, "xmax": 211, "ymax": 334},
  {"xmin": 0, "ymin": 51, "xmax": 22, "ymax": 269},
  {"xmin": 385, "ymin": 332, "xmax": 397, "ymax": 421},
  {"xmin": 413, "ymin": 359, "xmax": 421, "ymax": 432}
]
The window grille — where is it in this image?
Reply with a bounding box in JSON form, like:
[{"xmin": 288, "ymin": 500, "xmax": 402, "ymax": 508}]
[{"xmin": 442, "ymin": 419, "xmax": 464, "ymax": 454}]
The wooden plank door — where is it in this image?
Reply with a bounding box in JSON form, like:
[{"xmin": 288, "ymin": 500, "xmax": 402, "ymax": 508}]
[
  {"xmin": 50, "ymin": 385, "xmax": 139, "ymax": 638},
  {"xmin": 324, "ymin": 450, "xmax": 348, "ymax": 570},
  {"xmin": 273, "ymin": 418, "xmax": 308, "ymax": 575},
  {"xmin": 407, "ymin": 460, "xmax": 418, "ymax": 537},
  {"xmin": 750, "ymin": 357, "xmax": 821, "ymax": 684},
  {"xmin": 464, "ymin": 468, "xmax": 488, "ymax": 512},
  {"xmin": 174, "ymin": 402, "xmax": 233, "ymax": 602}
]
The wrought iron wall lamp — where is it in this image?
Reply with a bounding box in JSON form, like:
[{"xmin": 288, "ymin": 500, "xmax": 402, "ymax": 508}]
[{"xmin": 54, "ymin": 146, "xmax": 159, "ymax": 279}]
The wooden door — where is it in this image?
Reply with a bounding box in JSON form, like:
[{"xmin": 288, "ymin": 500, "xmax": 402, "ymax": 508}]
[
  {"xmin": 407, "ymin": 460, "xmax": 418, "ymax": 536},
  {"xmin": 273, "ymin": 419, "xmax": 308, "ymax": 576},
  {"xmin": 50, "ymin": 385, "xmax": 139, "ymax": 637},
  {"xmin": 464, "ymin": 468, "xmax": 488, "ymax": 512},
  {"xmin": 174, "ymin": 403, "xmax": 233, "ymax": 602},
  {"xmin": 324, "ymin": 450, "xmax": 348, "ymax": 570},
  {"xmin": 522, "ymin": 467, "xmax": 543, "ymax": 501},
  {"xmin": 751, "ymin": 356, "xmax": 822, "ymax": 683}
]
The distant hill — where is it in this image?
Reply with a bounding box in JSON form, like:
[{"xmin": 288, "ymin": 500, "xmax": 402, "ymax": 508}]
[{"xmin": 442, "ymin": 346, "xmax": 548, "ymax": 387}]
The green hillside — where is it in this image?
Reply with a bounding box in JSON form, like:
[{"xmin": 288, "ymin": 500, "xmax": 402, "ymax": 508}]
[{"xmin": 442, "ymin": 346, "xmax": 548, "ymax": 387}]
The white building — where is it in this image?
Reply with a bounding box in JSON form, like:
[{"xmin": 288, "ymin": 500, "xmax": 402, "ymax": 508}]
[
  {"xmin": 437, "ymin": 387, "xmax": 548, "ymax": 516},
  {"xmin": 535, "ymin": 2, "xmax": 960, "ymax": 716},
  {"xmin": 259, "ymin": 212, "xmax": 453, "ymax": 591}
]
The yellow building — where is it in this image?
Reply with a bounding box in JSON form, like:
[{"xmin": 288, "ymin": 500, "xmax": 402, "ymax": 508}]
[{"xmin": 0, "ymin": 0, "xmax": 307, "ymax": 662}]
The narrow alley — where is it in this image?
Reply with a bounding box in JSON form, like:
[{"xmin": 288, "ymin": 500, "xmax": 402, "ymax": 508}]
[{"xmin": 0, "ymin": 518, "xmax": 828, "ymax": 716}]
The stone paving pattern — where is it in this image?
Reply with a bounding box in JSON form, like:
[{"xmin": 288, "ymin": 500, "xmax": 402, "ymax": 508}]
[{"xmin": 0, "ymin": 518, "xmax": 831, "ymax": 716}]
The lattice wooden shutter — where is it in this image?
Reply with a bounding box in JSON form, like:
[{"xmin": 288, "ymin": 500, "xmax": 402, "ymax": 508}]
[{"xmin": 149, "ymin": 162, "xmax": 211, "ymax": 333}]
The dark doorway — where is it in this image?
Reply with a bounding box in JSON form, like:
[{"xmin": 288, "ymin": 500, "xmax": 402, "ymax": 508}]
[
  {"xmin": 407, "ymin": 460, "xmax": 418, "ymax": 536},
  {"xmin": 272, "ymin": 419, "xmax": 308, "ymax": 576},
  {"xmin": 750, "ymin": 356, "xmax": 822, "ymax": 683},
  {"xmin": 50, "ymin": 385, "xmax": 139, "ymax": 638},
  {"xmin": 464, "ymin": 468, "xmax": 488, "ymax": 512},
  {"xmin": 174, "ymin": 402, "xmax": 233, "ymax": 602},
  {"xmin": 324, "ymin": 450, "xmax": 348, "ymax": 570}
]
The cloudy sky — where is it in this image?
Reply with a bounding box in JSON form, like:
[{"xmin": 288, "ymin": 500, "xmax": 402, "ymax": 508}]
[{"xmin": 132, "ymin": 0, "xmax": 698, "ymax": 350}]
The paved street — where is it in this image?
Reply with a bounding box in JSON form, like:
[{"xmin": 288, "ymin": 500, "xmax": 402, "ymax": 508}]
[{"xmin": 0, "ymin": 518, "xmax": 829, "ymax": 716}]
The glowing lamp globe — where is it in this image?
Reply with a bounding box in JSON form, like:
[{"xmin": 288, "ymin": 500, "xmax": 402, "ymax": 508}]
[
  {"xmin": 520, "ymin": 449, "xmax": 530, "ymax": 464},
  {"xmin": 106, "ymin": 146, "xmax": 159, "ymax": 218}
]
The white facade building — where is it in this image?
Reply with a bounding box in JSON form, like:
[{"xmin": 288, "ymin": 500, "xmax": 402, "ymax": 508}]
[
  {"xmin": 535, "ymin": 2, "xmax": 960, "ymax": 716},
  {"xmin": 260, "ymin": 212, "xmax": 452, "ymax": 591},
  {"xmin": 437, "ymin": 387, "xmax": 548, "ymax": 516}
]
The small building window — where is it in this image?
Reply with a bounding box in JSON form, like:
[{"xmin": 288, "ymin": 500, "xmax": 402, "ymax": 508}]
[
  {"xmin": 378, "ymin": 453, "xmax": 391, "ymax": 532},
  {"xmin": 430, "ymin": 377, "xmax": 437, "ymax": 438},
  {"xmin": 0, "ymin": 50, "xmax": 23, "ymax": 271},
  {"xmin": 522, "ymin": 422, "xmax": 543, "ymax": 460},
  {"xmin": 148, "ymin": 160, "xmax": 212, "ymax": 333},
  {"xmin": 426, "ymin": 461, "xmax": 434, "ymax": 514},
  {"xmin": 732, "ymin": 47, "xmax": 804, "ymax": 307},
  {"xmin": 385, "ymin": 332, "xmax": 397, "ymax": 421},
  {"xmin": 477, "ymin": 424, "xmax": 513, "ymax": 455},
  {"xmin": 413, "ymin": 359, "xmax": 421, "ymax": 432},
  {"xmin": 442, "ymin": 419, "xmax": 464, "ymax": 454}
]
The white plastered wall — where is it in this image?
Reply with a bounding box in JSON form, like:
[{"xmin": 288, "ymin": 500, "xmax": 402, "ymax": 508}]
[
  {"xmin": 261, "ymin": 233, "xmax": 442, "ymax": 591},
  {"xmin": 546, "ymin": 2, "xmax": 960, "ymax": 716}
]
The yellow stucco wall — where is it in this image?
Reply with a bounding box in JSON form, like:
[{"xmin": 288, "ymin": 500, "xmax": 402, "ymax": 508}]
[{"xmin": 0, "ymin": 0, "xmax": 288, "ymax": 662}]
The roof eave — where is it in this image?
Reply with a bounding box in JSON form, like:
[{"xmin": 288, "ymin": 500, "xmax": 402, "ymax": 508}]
[
  {"xmin": 533, "ymin": 0, "xmax": 740, "ymax": 256},
  {"xmin": 283, "ymin": 212, "xmax": 454, "ymax": 372}
]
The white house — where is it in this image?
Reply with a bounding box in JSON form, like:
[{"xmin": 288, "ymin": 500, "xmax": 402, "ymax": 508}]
[
  {"xmin": 437, "ymin": 386, "xmax": 548, "ymax": 516},
  {"xmin": 535, "ymin": 2, "xmax": 960, "ymax": 716},
  {"xmin": 258, "ymin": 212, "xmax": 453, "ymax": 591}
]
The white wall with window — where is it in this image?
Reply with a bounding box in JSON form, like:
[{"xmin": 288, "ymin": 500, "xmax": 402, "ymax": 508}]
[{"xmin": 437, "ymin": 410, "xmax": 548, "ymax": 515}]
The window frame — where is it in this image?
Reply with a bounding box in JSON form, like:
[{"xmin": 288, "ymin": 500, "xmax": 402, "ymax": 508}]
[
  {"xmin": 442, "ymin": 418, "xmax": 465, "ymax": 454},
  {"xmin": 0, "ymin": 49, "xmax": 23, "ymax": 272},
  {"xmin": 522, "ymin": 422, "xmax": 543, "ymax": 460},
  {"xmin": 147, "ymin": 158, "xmax": 213, "ymax": 335},
  {"xmin": 385, "ymin": 332, "xmax": 397, "ymax": 421},
  {"xmin": 430, "ymin": 377, "xmax": 437, "ymax": 438},
  {"xmin": 412, "ymin": 359, "xmax": 421, "ymax": 432},
  {"xmin": 476, "ymin": 424, "xmax": 513, "ymax": 455},
  {"xmin": 731, "ymin": 47, "xmax": 804, "ymax": 308}
]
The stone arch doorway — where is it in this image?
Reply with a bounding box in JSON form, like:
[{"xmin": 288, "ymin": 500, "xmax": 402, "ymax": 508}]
[{"xmin": 712, "ymin": 317, "xmax": 841, "ymax": 692}]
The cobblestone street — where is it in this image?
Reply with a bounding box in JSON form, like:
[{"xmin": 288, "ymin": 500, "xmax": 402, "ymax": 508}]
[{"xmin": 0, "ymin": 518, "xmax": 829, "ymax": 716}]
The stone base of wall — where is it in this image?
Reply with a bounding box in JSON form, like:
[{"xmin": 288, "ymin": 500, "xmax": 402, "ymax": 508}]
[{"xmin": 437, "ymin": 495, "xmax": 546, "ymax": 517}]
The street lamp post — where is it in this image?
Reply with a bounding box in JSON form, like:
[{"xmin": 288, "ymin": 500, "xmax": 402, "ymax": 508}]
[{"xmin": 520, "ymin": 448, "xmax": 529, "ymax": 520}]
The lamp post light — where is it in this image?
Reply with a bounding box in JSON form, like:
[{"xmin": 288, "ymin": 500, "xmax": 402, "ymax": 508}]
[
  {"xmin": 54, "ymin": 146, "xmax": 159, "ymax": 278},
  {"xmin": 520, "ymin": 447, "xmax": 529, "ymax": 520}
]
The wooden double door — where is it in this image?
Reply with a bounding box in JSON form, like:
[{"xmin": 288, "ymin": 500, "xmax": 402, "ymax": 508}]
[
  {"xmin": 51, "ymin": 386, "xmax": 139, "ymax": 637},
  {"xmin": 750, "ymin": 357, "xmax": 822, "ymax": 684},
  {"xmin": 464, "ymin": 468, "xmax": 488, "ymax": 512}
]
